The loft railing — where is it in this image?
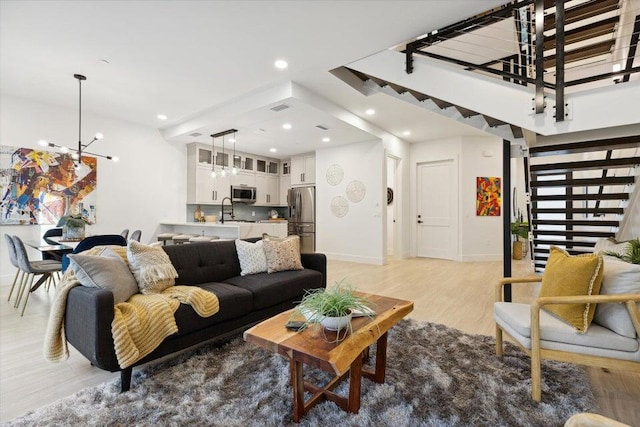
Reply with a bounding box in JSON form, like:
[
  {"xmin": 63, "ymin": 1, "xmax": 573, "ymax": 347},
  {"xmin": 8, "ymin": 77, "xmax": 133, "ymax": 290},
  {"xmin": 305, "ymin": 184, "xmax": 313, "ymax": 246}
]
[{"xmin": 404, "ymin": 0, "xmax": 640, "ymax": 123}]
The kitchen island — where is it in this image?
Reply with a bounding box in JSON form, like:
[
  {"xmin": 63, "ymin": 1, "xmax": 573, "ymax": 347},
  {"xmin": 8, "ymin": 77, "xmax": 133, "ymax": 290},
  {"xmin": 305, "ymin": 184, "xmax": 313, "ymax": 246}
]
[{"xmin": 159, "ymin": 221, "xmax": 287, "ymax": 240}]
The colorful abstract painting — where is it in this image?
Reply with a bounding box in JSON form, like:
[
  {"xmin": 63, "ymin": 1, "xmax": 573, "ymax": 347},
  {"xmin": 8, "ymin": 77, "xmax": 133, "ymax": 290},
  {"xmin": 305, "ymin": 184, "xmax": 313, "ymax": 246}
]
[
  {"xmin": 0, "ymin": 145, "xmax": 97, "ymax": 225},
  {"xmin": 476, "ymin": 176, "xmax": 501, "ymax": 216}
]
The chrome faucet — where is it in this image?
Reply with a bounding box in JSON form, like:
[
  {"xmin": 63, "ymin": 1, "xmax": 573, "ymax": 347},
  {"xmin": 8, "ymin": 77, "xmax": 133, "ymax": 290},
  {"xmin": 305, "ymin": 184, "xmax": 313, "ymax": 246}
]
[{"xmin": 220, "ymin": 197, "xmax": 235, "ymax": 224}]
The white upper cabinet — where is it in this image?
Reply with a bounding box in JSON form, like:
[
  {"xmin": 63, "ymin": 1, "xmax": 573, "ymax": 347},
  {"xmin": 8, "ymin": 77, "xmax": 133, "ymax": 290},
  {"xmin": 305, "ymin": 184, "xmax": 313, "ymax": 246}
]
[
  {"xmin": 255, "ymin": 175, "xmax": 279, "ymax": 206},
  {"xmin": 290, "ymin": 153, "xmax": 315, "ymax": 186}
]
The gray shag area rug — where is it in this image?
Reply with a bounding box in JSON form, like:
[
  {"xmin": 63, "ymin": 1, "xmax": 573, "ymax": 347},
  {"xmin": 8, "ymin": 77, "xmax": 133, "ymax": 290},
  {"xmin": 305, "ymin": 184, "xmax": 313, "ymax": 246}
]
[{"xmin": 5, "ymin": 319, "xmax": 595, "ymax": 426}]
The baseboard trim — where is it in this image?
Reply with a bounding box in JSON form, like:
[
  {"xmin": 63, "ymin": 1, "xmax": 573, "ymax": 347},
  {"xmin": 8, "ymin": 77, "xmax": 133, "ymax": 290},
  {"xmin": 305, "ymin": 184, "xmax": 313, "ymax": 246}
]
[
  {"xmin": 460, "ymin": 254, "xmax": 502, "ymax": 262},
  {"xmin": 324, "ymin": 252, "xmax": 384, "ymax": 265}
]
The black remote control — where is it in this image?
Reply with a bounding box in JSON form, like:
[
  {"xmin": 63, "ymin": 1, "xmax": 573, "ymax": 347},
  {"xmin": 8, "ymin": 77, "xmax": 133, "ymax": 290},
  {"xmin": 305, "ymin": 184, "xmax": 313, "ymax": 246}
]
[{"xmin": 285, "ymin": 321, "xmax": 305, "ymax": 331}]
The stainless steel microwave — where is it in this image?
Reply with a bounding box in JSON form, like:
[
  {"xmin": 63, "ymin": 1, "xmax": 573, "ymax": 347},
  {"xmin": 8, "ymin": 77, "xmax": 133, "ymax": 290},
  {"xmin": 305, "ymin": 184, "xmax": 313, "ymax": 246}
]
[{"xmin": 231, "ymin": 186, "xmax": 256, "ymax": 204}]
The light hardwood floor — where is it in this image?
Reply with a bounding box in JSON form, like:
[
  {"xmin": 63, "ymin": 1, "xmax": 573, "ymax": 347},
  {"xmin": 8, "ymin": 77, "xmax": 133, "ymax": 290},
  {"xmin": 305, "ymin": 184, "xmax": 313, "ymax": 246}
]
[{"xmin": 1, "ymin": 257, "xmax": 639, "ymax": 424}]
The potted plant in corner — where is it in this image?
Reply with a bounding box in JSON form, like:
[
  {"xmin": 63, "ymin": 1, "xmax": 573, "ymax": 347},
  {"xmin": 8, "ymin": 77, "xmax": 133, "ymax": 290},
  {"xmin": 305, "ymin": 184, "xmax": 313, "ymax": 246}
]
[
  {"xmin": 295, "ymin": 281, "xmax": 375, "ymax": 342},
  {"xmin": 510, "ymin": 209, "xmax": 529, "ymax": 260}
]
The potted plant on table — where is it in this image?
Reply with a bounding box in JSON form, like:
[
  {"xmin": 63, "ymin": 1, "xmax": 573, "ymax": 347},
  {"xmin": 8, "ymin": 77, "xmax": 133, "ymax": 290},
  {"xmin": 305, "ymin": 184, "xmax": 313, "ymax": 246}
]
[{"xmin": 295, "ymin": 281, "xmax": 375, "ymax": 342}]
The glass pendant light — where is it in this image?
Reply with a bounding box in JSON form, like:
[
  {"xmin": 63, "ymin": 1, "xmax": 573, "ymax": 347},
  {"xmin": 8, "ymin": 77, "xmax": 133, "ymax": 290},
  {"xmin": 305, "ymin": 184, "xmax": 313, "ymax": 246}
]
[
  {"xmin": 232, "ymin": 131, "xmax": 238, "ymax": 175},
  {"xmin": 210, "ymin": 134, "xmax": 217, "ymax": 178},
  {"xmin": 220, "ymin": 135, "xmax": 227, "ymax": 177}
]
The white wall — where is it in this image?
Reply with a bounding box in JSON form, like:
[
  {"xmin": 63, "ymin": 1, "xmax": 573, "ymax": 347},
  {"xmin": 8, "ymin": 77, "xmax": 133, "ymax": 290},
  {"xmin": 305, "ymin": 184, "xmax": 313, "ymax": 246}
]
[
  {"xmin": 411, "ymin": 135, "xmax": 504, "ymax": 261},
  {"xmin": 316, "ymin": 140, "xmax": 385, "ymax": 265},
  {"xmin": 0, "ymin": 95, "xmax": 186, "ymax": 284}
]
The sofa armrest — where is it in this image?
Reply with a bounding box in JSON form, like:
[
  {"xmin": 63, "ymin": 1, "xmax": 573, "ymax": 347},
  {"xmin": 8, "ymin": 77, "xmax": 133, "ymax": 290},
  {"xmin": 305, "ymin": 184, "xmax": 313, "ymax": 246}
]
[
  {"xmin": 301, "ymin": 253, "xmax": 327, "ymax": 288},
  {"xmin": 64, "ymin": 286, "xmax": 120, "ymax": 371}
]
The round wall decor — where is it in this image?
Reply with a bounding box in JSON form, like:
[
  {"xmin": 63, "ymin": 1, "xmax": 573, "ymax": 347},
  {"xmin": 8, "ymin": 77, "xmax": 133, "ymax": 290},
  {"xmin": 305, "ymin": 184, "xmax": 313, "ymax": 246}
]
[
  {"xmin": 330, "ymin": 196, "xmax": 349, "ymax": 218},
  {"xmin": 325, "ymin": 164, "xmax": 344, "ymax": 186},
  {"xmin": 387, "ymin": 187, "xmax": 394, "ymax": 205},
  {"xmin": 346, "ymin": 180, "xmax": 366, "ymax": 203}
]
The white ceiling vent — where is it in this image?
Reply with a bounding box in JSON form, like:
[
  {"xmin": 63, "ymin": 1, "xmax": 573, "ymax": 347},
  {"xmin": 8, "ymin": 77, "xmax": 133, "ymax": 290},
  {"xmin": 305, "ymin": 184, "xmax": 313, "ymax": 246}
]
[
  {"xmin": 270, "ymin": 104, "xmax": 290, "ymax": 112},
  {"xmin": 189, "ymin": 132, "xmax": 203, "ymax": 137},
  {"xmin": 315, "ymin": 124, "xmax": 329, "ymax": 131}
]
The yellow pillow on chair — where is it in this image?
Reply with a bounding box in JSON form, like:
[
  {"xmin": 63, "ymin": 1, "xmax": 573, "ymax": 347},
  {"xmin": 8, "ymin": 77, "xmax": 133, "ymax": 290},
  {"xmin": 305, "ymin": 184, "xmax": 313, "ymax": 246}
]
[{"xmin": 539, "ymin": 246, "xmax": 604, "ymax": 334}]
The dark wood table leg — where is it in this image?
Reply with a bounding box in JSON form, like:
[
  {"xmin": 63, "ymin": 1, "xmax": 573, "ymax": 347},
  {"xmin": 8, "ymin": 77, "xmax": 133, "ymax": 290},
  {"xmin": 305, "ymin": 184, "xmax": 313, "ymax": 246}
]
[
  {"xmin": 292, "ymin": 359, "xmax": 305, "ymax": 423},
  {"xmin": 374, "ymin": 332, "xmax": 388, "ymax": 383},
  {"xmin": 347, "ymin": 351, "xmax": 363, "ymax": 414},
  {"xmin": 29, "ymin": 273, "xmax": 49, "ymax": 292}
]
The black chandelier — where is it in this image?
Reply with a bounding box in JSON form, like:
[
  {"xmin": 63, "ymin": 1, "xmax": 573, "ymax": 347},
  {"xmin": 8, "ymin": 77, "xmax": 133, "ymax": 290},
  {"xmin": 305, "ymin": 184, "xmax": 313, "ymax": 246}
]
[{"xmin": 39, "ymin": 74, "xmax": 117, "ymax": 167}]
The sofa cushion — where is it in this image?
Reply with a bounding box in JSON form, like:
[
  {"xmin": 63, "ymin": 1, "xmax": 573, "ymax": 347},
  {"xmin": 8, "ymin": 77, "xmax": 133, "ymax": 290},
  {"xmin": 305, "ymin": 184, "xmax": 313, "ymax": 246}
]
[
  {"xmin": 163, "ymin": 241, "xmax": 241, "ymax": 285},
  {"xmin": 594, "ymin": 257, "xmax": 640, "ymax": 338},
  {"xmin": 235, "ymin": 239, "xmax": 267, "ymax": 276},
  {"xmin": 262, "ymin": 235, "xmax": 303, "ymax": 274},
  {"xmin": 224, "ymin": 269, "xmax": 323, "ymax": 310},
  {"xmin": 494, "ymin": 302, "xmax": 639, "ymax": 352},
  {"xmin": 173, "ymin": 282, "xmax": 253, "ymax": 336},
  {"xmin": 539, "ymin": 246, "xmax": 603, "ymax": 333},
  {"xmin": 68, "ymin": 251, "xmax": 138, "ymax": 304}
]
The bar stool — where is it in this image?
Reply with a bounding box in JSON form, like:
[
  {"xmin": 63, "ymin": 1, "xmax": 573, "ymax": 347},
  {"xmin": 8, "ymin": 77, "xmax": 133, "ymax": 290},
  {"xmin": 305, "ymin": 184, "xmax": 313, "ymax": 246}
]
[
  {"xmin": 173, "ymin": 234, "xmax": 195, "ymax": 245},
  {"xmin": 157, "ymin": 233, "xmax": 176, "ymax": 246}
]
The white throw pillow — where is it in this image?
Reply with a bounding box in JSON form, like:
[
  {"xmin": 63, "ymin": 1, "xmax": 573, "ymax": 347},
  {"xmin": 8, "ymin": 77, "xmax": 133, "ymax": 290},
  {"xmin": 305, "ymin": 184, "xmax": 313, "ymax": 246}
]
[
  {"xmin": 594, "ymin": 238, "xmax": 631, "ymax": 257},
  {"xmin": 127, "ymin": 240, "xmax": 178, "ymax": 294},
  {"xmin": 593, "ymin": 256, "xmax": 640, "ymax": 338},
  {"xmin": 235, "ymin": 239, "xmax": 267, "ymax": 276}
]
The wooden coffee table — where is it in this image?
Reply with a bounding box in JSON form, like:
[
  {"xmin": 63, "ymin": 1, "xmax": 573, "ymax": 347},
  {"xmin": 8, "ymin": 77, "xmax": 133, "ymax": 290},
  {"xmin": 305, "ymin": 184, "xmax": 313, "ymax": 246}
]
[{"xmin": 243, "ymin": 292, "xmax": 413, "ymax": 422}]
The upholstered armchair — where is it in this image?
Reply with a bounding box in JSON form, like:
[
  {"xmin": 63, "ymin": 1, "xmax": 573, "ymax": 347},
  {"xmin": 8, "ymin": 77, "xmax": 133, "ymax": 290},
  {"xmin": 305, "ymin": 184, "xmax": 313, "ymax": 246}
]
[{"xmin": 494, "ymin": 272, "xmax": 640, "ymax": 402}]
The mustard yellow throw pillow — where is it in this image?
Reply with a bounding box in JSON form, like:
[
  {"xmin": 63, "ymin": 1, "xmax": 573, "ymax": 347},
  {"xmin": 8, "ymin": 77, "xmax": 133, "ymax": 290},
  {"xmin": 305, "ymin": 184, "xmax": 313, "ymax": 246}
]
[{"xmin": 539, "ymin": 246, "xmax": 603, "ymax": 333}]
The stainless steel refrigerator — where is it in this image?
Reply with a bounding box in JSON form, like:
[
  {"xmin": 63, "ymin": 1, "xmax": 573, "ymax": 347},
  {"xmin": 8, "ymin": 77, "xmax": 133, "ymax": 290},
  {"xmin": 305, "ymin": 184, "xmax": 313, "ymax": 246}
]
[{"xmin": 288, "ymin": 186, "xmax": 315, "ymax": 253}]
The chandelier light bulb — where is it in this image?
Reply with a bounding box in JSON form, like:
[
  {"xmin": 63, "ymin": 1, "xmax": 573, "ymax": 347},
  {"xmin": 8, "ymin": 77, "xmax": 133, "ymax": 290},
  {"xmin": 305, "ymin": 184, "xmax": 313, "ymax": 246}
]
[
  {"xmin": 60, "ymin": 146, "xmax": 69, "ymax": 154},
  {"xmin": 95, "ymin": 132, "xmax": 104, "ymax": 140},
  {"xmin": 38, "ymin": 140, "xmax": 48, "ymax": 147},
  {"xmin": 210, "ymin": 170, "xmax": 216, "ymax": 179},
  {"xmin": 71, "ymin": 153, "xmax": 79, "ymax": 160},
  {"xmin": 232, "ymin": 166, "xmax": 238, "ymax": 175},
  {"xmin": 221, "ymin": 169, "xmax": 227, "ymax": 177},
  {"xmin": 112, "ymin": 156, "xmax": 119, "ymax": 162}
]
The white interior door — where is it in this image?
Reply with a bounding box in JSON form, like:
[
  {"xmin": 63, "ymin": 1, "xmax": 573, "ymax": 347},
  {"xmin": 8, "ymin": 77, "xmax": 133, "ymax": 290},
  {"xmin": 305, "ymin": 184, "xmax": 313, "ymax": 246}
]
[{"xmin": 416, "ymin": 159, "xmax": 458, "ymax": 260}]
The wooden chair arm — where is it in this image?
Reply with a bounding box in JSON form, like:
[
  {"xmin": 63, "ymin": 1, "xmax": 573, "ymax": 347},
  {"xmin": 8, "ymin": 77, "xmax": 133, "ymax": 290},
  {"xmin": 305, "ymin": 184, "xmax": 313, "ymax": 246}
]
[
  {"xmin": 495, "ymin": 276, "xmax": 542, "ymax": 302},
  {"xmin": 531, "ymin": 294, "xmax": 640, "ymax": 338}
]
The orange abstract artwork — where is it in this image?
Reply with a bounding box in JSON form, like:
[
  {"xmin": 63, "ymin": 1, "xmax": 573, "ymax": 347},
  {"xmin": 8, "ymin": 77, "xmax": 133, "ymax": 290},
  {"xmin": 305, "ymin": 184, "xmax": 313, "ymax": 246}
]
[{"xmin": 476, "ymin": 177, "xmax": 501, "ymax": 216}]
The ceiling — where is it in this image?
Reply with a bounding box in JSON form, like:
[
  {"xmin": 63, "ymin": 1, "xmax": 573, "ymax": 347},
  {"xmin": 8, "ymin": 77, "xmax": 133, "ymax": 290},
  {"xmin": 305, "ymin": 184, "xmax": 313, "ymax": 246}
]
[{"xmin": 0, "ymin": 0, "xmax": 507, "ymax": 159}]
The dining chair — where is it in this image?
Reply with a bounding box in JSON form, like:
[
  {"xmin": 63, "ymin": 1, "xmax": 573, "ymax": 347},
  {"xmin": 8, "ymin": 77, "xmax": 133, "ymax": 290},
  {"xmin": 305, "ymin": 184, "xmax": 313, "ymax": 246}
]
[
  {"xmin": 42, "ymin": 227, "xmax": 63, "ymax": 260},
  {"xmin": 130, "ymin": 230, "xmax": 142, "ymax": 242},
  {"xmin": 120, "ymin": 229, "xmax": 129, "ymax": 240},
  {"xmin": 61, "ymin": 234, "xmax": 128, "ymax": 271},
  {"xmin": 11, "ymin": 236, "xmax": 62, "ymax": 316},
  {"xmin": 4, "ymin": 234, "xmax": 24, "ymax": 304}
]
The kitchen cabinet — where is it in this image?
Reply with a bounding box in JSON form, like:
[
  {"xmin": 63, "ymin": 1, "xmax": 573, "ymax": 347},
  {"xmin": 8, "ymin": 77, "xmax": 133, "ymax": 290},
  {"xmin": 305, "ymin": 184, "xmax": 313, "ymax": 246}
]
[
  {"xmin": 190, "ymin": 166, "xmax": 230, "ymax": 204},
  {"xmin": 290, "ymin": 154, "xmax": 315, "ymax": 186},
  {"xmin": 267, "ymin": 161, "xmax": 278, "ymax": 174},
  {"xmin": 232, "ymin": 171, "xmax": 255, "ymax": 187},
  {"xmin": 255, "ymin": 175, "xmax": 279, "ymax": 206},
  {"xmin": 279, "ymin": 174, "xmax": 291, "ymax": 206}
]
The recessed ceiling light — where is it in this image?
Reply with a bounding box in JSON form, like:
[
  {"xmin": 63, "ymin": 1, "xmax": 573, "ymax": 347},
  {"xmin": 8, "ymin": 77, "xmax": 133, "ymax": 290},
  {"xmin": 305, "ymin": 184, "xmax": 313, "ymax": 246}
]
[
  {"xmin": 282, "ymin": 123, "xmax": 292, "ymax": 130},
  {"xmin": 157, "ymin": 114, "xmax": 167, "ymax": 120},
  {"xmin": 322, "ymin": 137, "xmax": 330, "ymax": 142},
  {"xmin": 274, "ymin": 59, "xmax": 288, "ymax": 69},
  {"xmin": 365, "ymin": 109, "xmax": 375, "ymax": 115},
  {"xmin": 269, "ymin": 148, "xmax": 277, "ymax": 153},
  {"xmin": 403, "ymin": 131, "xmax": 411, "ymax": 136}
]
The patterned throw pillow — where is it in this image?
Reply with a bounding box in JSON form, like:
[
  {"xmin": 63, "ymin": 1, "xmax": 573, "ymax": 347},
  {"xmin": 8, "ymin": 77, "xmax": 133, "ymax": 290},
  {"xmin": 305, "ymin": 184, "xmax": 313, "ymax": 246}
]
[
  {"xmin": 235, "ymin": 239, "xmax": 268, "ymax": 276},
  {"xmin": 262, "ymin": 235, "xmax": 303, "ymax": 274},
  {"xmin": 127, "ymin": 240, "xmax": 178, "ymax": 294},
  {"xmin": 539, "ymin": 246, "xmax": 603, "ymax": 333}
]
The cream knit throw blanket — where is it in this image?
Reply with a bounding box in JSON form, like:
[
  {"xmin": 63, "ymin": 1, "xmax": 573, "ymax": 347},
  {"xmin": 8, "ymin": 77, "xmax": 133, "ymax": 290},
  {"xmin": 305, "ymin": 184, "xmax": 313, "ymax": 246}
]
[{"xmin": 44, "ymin": 270, "xmax": 219, "ymax": 369}]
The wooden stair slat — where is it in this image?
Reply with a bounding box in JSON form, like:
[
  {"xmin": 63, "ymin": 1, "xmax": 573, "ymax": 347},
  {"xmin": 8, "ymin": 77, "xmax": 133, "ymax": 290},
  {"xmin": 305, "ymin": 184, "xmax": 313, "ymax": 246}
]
[
  {"xmin": 532, "ymin": 193, "xmax": 629, "ymax": 201},
  {"xmin": 387, "ymin": 82, "xmax": 408, "ymax": 94},
  {"xmin": 408, "ymin": 90, "xmax": 430, "ymax": 102},
  {"xmin": 543, "ymin": 16, "xmax": 618, "ymax": 51},
  {"xmin": 530, "ymin": 176, "xmax": 635, "ymax": 187},
  {"xmin": 483, "ymin": 115, "xmax": 507, "ymax": 128},
  {"xmin": 530, "ymin": 157, "xmax": 640, "ymax": 175},
  {"xmin": 532, "ymin": 230, "xmax": 616, "ymax": 238},
  {"xmin": 532, "ymin": 219, "xmax": 620, "ymax": 227},
  {"xmin": 544, "ymin": 39, "xmax": 615, "ymax": 70},
  {"xmin": 430, "ymin": 97, "xmax": 453, "ymax": 110},
  {"xmin": 542, "ymin": 0, "xmax": 619, "ymax": 32},
  {"xmin": 531, "ymin": 207, "xmax": 624, "ymax": 214},
  {"xmin": 346, "ymin": 68, "xmax": 370, "ymax": 83},
  {"xmin": 533, "ymin": 239, "xmax": 597, "ymax": 247},
  {"xmin": 529, "ymin": 136, "xmax": 640, "ymax": 157},
  {"xmin": 366, "ymin": 75, "xmax": 387, "ymax": 88},
  {"xmin": 510, "ymin": 125, "xmax": 524, "ymax": 139},
  {"xmin": 455, "ymin": 106, "xmax": 480, "ymax": 118}
]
